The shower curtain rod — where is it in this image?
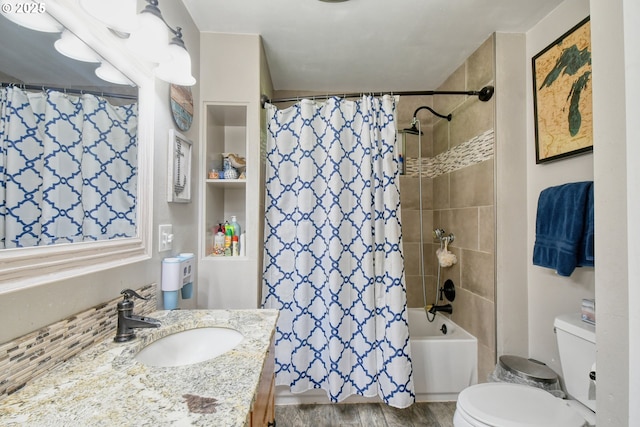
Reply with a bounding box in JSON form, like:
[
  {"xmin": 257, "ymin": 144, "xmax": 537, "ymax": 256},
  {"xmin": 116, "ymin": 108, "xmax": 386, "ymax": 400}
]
[
  {"xmin": 1, "ymin": 82, "xmax": 138, "ymax": 101},
  {"xmin": 260, "ymin": 85, "xmax": 494, "ymax": 108}
]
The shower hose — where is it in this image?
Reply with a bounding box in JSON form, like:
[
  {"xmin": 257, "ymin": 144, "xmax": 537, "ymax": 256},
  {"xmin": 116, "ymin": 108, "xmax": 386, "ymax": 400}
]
[{"xmin": 412, "ymin": 119, "xmax": 439, "ymax": 323}]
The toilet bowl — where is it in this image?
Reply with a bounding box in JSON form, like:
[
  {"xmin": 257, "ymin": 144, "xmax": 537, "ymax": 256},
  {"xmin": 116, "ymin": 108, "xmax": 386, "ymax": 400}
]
[
  {"xmin": 453, "ymin": 313, "xmax": 596, "ymax": 427},
  {"xmin": 453, "ymin": 383, "xmax": 587, "ymax": 427}
]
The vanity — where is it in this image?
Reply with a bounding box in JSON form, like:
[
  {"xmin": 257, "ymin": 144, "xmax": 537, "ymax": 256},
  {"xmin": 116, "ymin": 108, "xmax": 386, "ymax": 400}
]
[{"xmin": 0, "ymin": 309, "xmax": 278, "ymax": 426}]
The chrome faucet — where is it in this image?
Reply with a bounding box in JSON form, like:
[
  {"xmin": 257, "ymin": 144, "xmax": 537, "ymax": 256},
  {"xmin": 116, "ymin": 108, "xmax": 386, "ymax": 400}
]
[{"xmin": 114, "ymin": 289, "xmax": 161, "ymax": 343}]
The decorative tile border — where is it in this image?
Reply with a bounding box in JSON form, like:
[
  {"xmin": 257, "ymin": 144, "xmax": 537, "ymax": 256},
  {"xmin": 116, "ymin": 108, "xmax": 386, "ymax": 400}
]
[
  {"xmin": 405, "ymin": 129, "xmax": 494, "ymax": 178},
  {"xmin": 0, "ymin": 284, "xmax": 157, "ymax": 400}
]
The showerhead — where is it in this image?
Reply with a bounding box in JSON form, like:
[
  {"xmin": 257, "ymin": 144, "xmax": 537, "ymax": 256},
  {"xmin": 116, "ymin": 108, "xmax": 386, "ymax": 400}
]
[{"xmin": 403, "ymin": 123, "xmax": 423, "ymax": 135}]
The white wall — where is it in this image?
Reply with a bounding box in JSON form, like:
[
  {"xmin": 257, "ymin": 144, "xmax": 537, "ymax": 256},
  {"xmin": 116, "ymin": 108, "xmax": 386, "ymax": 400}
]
[
  {"xmin": 151, "ymin": 0, "xmax": 201, "ymax": 310},
  {"xmin": 591, "ymin": 0, "xmax": 639, "ymax": 424},
  {"xmin": 524, "ymin": 0, "xmax": 640, "ymax": 424},
  {"xmin": 197, "ymin": 33, "xmax": 263, "ymax": 309},
  {"xmin": 495, "ymin": 32, "xmax": 529, "ymax": 358},
  {"xmin": 524, "ymin": 0, "xmax": 594, "ymax": 375},
  {"xmin": 0, "ymin": 1, "xmax": 200, "ymax": 343}
]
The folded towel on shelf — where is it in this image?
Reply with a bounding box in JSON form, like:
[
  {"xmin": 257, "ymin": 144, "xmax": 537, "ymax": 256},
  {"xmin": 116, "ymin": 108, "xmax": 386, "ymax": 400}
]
[{"xmin": 533, "ymin": 181, "xmax": 594, "ymax": 276}]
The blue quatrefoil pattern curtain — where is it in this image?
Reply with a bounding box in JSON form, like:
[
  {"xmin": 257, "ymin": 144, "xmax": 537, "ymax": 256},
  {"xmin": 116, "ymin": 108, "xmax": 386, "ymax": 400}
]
[
  {"xmin": 262, "ymin": 95, "xmax": 414, "ymax": 408},
  {"xmin": 0, "ymin": 87, "xmax": 137, "ymax": 248}
]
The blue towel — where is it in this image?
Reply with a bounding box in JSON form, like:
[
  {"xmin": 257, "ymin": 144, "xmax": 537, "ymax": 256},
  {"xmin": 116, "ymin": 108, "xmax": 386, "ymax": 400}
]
[
  {"xmin": 533, "ymin": 181, "xmax": 594, "ymax": 276},
  {"xmin": 578, "ymin": 183, "xmax": 594, "ymax": 267}
]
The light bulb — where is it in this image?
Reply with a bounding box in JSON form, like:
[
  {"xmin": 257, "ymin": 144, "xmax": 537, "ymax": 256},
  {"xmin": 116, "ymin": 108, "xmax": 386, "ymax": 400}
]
[
  {"xmin": 95, "ymin": 62, "xmax": 134, "ymax": 86},
  {"xmin": 125, "ymin": 8, "xmax": 170, "ymax": 63},
  {"xmin": 155, "ymin": 43, "xmax": 196, "ymax": 86},
  {"xmin": 54, "ymin": 30, "xmax": 100, "ymax": 63}
]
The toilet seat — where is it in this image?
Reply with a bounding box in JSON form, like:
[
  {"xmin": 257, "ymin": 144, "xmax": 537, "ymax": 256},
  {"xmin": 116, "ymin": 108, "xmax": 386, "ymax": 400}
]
[{"xmin": 454, "ymin": 383, "xmax": 587, "ymax": 427}]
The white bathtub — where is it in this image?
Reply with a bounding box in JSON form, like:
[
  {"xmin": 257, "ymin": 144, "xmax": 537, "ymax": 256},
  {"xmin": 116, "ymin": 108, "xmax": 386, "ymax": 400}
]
[
  {"xmin": 275, "ymin": 308, "xmax": 478, "ymax": 405},
  {"xmin": 407, "ymin": 308, "xmax": 478, "ymax": 401}
]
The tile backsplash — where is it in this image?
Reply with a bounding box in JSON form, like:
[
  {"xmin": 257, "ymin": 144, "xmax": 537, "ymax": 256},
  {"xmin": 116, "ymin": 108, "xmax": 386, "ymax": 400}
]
[
  {"xmin": 0, "ymin": 284, "xmax": 157, "ymax": 400},
  {"xmin": 404, "ymin": 129, "xmax": 494, "ymax": 178}
]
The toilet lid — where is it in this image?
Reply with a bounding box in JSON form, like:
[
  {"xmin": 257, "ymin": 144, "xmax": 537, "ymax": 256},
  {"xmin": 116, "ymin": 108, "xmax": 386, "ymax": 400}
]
[{"xmin": 457, "ymin": 383, "xmax": 586, "ymax": 427}]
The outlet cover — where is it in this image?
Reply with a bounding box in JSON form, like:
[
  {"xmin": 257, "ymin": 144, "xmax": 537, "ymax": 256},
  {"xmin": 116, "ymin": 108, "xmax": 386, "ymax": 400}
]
[{"xmin": 158, "ymin": 224, "xmax": 173, "ymax": 252}]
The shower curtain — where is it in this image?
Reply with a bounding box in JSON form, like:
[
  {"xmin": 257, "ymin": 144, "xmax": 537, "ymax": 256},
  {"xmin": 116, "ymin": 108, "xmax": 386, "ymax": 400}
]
[
  {"xmin": 0, "ymin": 87, "xmax": 137, "ymax": 249},
  {"xmin": 262, "ymin": 95, "xmax": 414, "ymax": 407}
]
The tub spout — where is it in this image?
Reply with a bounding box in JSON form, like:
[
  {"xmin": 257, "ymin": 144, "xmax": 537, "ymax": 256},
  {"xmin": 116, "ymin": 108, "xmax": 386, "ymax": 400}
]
[{"xmin": 428, "ymin": 304, "xmax": 453, "ymax": 315}]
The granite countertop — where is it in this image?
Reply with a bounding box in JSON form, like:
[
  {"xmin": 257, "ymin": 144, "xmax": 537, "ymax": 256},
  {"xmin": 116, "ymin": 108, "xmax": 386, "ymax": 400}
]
[{"xmin": 0, "ymin": 309, "xmax": 279, "ymax": 426}]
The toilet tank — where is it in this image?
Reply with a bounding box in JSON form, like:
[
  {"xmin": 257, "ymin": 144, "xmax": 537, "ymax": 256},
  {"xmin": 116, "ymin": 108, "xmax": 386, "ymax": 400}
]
[{"xmin": 554, "ymin": 313, "xmax": 596, "ymax": 412}]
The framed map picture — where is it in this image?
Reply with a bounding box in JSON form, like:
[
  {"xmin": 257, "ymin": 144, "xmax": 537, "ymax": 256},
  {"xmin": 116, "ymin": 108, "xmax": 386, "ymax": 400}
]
[{"xmin": 532, "ymin": 17, "xmax": 592, "ymax": 164}]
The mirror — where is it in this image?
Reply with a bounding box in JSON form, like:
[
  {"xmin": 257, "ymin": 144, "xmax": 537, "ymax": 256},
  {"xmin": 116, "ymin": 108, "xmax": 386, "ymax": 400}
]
[{"xmin": 0, "ymin": 0, "xmax": 153, "ymax": 292}]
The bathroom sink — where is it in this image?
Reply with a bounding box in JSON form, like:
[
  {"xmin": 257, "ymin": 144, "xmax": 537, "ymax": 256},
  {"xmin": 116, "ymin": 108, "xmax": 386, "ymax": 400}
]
[{"xmin": 135, "ymin": 327, "xmax": 243, "ymax": 367}]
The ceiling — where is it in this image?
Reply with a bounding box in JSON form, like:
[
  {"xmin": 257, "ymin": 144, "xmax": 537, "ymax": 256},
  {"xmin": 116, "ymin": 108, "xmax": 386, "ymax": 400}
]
[
  {"xmin": 181, "ymin": 0, "xmax": 565, "ymax": 93},
  {"xmin": 0, "ymin": 0, "xmax": 565, "ymax": 94}
]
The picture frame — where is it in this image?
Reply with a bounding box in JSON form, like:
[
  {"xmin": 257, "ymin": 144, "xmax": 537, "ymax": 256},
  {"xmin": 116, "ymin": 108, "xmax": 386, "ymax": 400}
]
[
  {"xmin": 167, "ymin": 129, "xmax": 192, "ymax": 203},
  {"xmin": 532, "ymin": 16, "xmax": 592, "ymax": 164}
]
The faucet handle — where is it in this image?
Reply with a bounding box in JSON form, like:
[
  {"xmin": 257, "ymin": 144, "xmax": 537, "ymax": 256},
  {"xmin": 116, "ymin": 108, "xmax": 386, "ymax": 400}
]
[{"xmin": 121, "ymin": 289, "xmax": 149, "ymax": 301}]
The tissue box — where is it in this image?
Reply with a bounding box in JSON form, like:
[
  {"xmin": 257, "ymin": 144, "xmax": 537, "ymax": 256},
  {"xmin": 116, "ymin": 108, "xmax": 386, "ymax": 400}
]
[{"xmin": 581, "ymin": 298, "xmax": 595, "ymax": 325}]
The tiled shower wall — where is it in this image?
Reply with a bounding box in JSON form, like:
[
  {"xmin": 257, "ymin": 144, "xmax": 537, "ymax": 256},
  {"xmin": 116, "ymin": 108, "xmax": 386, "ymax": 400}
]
[{"xmin": 399, "ymin": 35, "xmax": 496, "ymax": 382}]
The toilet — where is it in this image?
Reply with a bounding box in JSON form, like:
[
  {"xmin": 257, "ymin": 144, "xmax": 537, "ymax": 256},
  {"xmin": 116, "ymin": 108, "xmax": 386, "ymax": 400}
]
[{"xmin": 453, "ymin": 313, "xmax": 596, "ymax": 426}]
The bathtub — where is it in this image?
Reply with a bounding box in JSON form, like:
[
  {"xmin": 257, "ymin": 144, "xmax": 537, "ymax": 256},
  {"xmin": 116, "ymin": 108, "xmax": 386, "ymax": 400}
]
[
  {"xmin": 275, "ymin": 308, "xmax": 477, "ymax": 405},
  {"xmin": 407, "ymin": 308, "xmax": 478, "ymax": 401}
]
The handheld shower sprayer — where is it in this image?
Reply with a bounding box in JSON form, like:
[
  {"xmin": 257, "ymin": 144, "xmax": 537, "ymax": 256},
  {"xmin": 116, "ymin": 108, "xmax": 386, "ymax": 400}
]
[{"xmin": 426, "ymin": 229, "xmax": 457, "ymax": 319}]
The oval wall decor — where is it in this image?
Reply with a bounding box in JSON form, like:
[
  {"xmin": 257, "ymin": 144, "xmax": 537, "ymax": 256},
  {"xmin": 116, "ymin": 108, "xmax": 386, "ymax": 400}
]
[{"xmin": 170, "ymin": 84, "xmax": 194, "ymax": 132}]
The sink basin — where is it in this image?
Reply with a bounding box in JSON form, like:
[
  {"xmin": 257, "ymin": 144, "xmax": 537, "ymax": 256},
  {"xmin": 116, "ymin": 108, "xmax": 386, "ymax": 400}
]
[{"xmin": 135, "ymin": 327, "xmax": 243, "ymax": 367}]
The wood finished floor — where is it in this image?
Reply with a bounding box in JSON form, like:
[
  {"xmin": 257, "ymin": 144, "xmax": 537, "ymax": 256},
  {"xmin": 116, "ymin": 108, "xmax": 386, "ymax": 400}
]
[{"xmin": 275, "ymin": 402, "xmax": 456, "ymax": 427}]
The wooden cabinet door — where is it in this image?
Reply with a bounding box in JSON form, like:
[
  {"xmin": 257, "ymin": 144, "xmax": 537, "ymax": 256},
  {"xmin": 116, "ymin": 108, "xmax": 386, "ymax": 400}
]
[{"xmin": 251, "ymin": 334, "xmax": 275, "ymax": 426}]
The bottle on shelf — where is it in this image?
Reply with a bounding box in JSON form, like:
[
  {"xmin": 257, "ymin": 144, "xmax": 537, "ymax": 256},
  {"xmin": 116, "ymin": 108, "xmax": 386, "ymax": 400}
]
[
  {"xmin": 224, "ymin": 221, "xmax": 233, "ymax": 256},
  {"xmin": 230, "ymin": 215, "xmax": 242, "ymax": 255},
  {"xmin": 206, "ymin": 226, "xmax": 214, "ymax": 256},
  {"xmin": 230, "ymin": 215, "xmax": 241, "ymax": 236},
  {"xmin": 232, "ymin": 235, "xmax": 239, "ymax": 256},
  {"xmin": 212, "ymin": 223, "xmax": 225, "ymax": 256}
]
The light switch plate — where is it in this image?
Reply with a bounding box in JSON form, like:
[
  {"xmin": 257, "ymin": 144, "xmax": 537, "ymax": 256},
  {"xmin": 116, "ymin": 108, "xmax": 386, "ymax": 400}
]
[{"xmin": 158, "ymin": 224, "xmax": 173, "ymax": 252}]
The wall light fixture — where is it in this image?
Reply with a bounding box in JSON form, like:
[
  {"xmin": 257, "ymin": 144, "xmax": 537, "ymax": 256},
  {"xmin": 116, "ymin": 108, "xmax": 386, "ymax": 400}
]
[
  {"xmin": 1, "ymin": 0, "xmax": 196, "ymax": 87},
  {"xmin": 85, "ymin": 0, "xmax": 196, "ymax": 86}
]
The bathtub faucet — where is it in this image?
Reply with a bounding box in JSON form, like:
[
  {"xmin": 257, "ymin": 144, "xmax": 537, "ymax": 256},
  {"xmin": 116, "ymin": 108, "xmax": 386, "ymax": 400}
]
[{"xmin": 428, "ymin": 304, "xmax": 453, "ymax": 315}]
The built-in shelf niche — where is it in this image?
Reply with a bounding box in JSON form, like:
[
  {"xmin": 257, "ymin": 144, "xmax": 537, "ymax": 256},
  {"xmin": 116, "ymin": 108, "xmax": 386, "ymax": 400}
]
[{"xmin": 203, "ymin": 103, "xmax": 248, "ymax": 259}]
